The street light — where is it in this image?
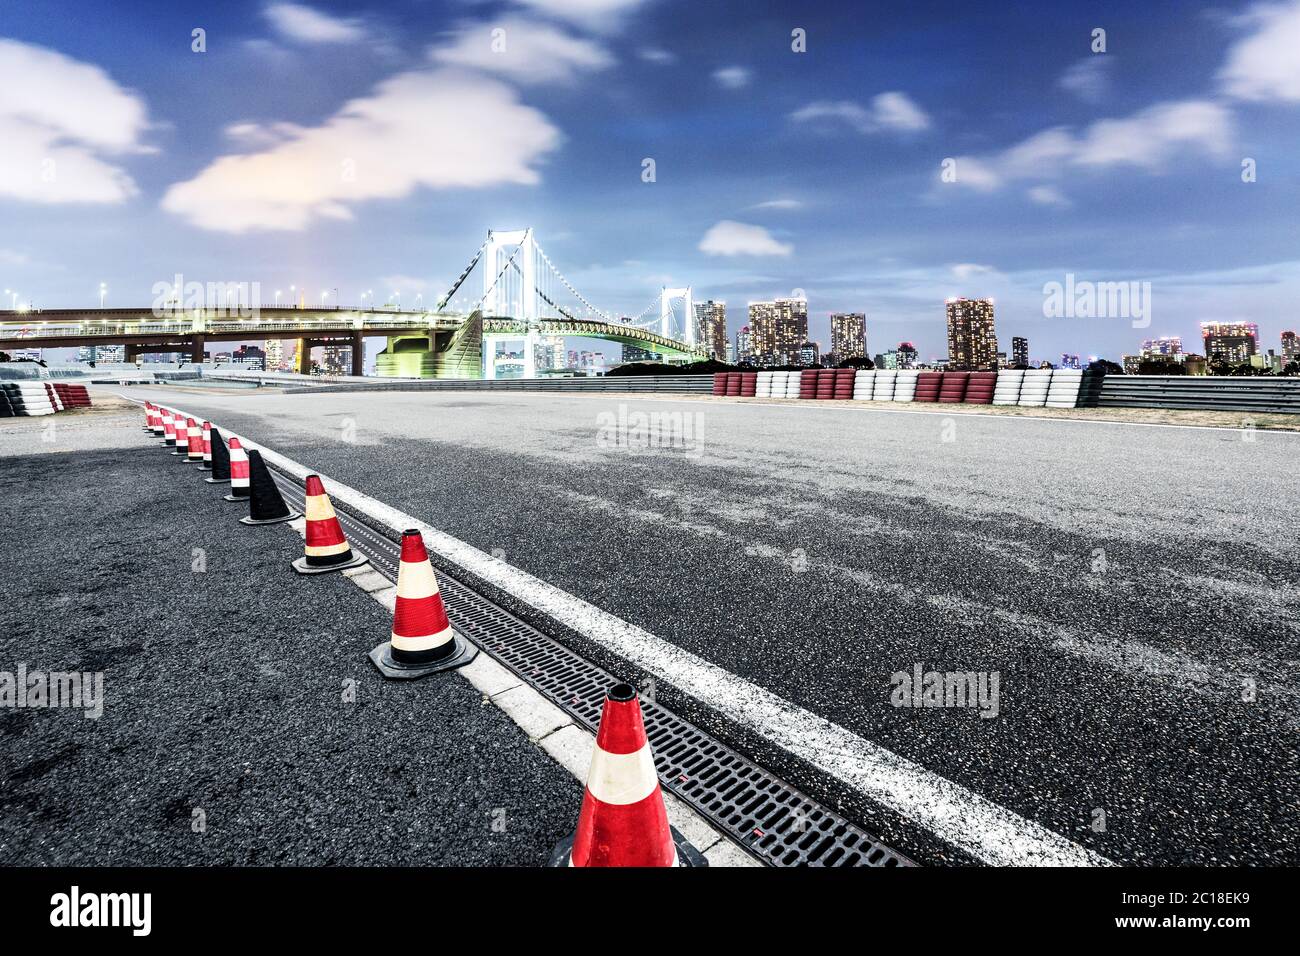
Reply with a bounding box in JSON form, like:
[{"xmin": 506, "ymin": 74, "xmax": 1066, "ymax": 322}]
[
  {"xmin": 4, "ymin": 288, "xmax": 15, "ymax": 310},
  {"xmin": 290, "ymin": 284, "xmax": 296, "ymax": 309},
  {"xmin": 275, "ymin": 289, "xmax": 282, "ymax": 307},
  {"xmin": 99, "ymin": 282, "xmax": 107, "ymax": 308}
]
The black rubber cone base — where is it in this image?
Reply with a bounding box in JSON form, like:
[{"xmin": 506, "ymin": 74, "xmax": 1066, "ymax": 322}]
[
  {"xmin": 222, "ymin": 491, "xmax": 251, "ymax": 502},
  {"xmin": 291, "ymin": 552, "xmax": 368, "ymax": 575},
  {"xmin": 204, "ymin": 477, "xmax": 231, "ymax": 484},
  {"xmin": 368, "ymin": 634, "xmax": 476, "ymax": 679},
  {"xmin": 548, "ymin": 826, "xmax": 708, "ymax": 868},
  {"xmin": 198, "ymin": 463, "xmax": 213, "ymax": 472},
  {"xmin": 240, "ymin": 510, "xmax": 300, "ymax": 526}
]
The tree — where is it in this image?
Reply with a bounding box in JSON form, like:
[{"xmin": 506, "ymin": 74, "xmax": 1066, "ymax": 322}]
[
  {"xmin": 1137, "ymin": 359, "xmax": 1183, "ymax": 375},
  {"xmin": 836, "ymin": 355, "xmax": 874, "ymax": 369},
  {"xmin": 1088, "ymin": 359, "xmax": 1124, "ymax": 375}
]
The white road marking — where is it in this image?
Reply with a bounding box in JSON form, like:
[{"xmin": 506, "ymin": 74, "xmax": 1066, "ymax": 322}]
[{"xmin": 174, "ymin": 407, "xmax": 1112, "ymax": 867}]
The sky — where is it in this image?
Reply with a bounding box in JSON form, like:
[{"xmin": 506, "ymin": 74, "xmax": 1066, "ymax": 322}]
[{"xmin": 3, "ymin": 0, "xmax": 1300, "ymax": 366}]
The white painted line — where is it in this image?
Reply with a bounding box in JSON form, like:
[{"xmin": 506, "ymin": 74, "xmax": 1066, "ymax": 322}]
[{"xmin": 177, "ymin": 407, "xmax": 1112, "ymax": 867}]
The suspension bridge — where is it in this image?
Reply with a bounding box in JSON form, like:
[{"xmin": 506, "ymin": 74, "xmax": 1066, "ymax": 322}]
[{"xmin": 0, "ymin": 229, "xmax": 708, "ymax": 378}]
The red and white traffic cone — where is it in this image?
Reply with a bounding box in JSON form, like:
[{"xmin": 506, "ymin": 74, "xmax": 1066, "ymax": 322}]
[
  {"xmin": 161, "ymin": 408, "xmax": 177, "ymax": 446},
  {"xmin": 551, "ymin": 683, "xmax": 707, "ymax": 867},
  {"xmin": 185, "ymin": 419, "xmax": 204, "ymax": 463},
  {"xmin": 290, "ymin": 474, "xmax": 368, "ymax": 574},
  {"xmin": 143, "ymin": 402, "xmax": 154, "ymax": 432},
  {"xmin": 369, "ymin": 529, "xmax": 475, "ymax": 678},
  {"xmin": 222, "ymin": 438, "xmax": 251, "ymax": 501},
  {"xmin": 197, "ymin": 421, "xmax": 214, "ymax": 472},
  {"xmin": 171, "ymin": 411, "xmax": 190, "ymax": 457},
  {"xmin": 151, "ymin": 405, "xmax": 165, "ymax": 439}
]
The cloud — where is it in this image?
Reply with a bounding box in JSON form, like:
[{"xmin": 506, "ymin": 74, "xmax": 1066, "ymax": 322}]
[
  {"xmin": 512, "ymin": 0, "xmax": 648, "ymax": 31},
  {"xmin": 945, "ymin": 99, "xmax": 1233, "ymax": 191},
  {"xmin": 1058, "ymin": 56, "xmax": 1111, "ymax": 102},
  {"xmin": 431, "ymin": 18, "xmax": 614, "ymax": 85},
  {"xmin": 790, "ymin": 91, "xmax": 930, "ymax": 133},
  {"xmin": 1026, "ymin": 185, "xmax": 1072, "ymax": 207},
  {"xmin": 713, "ymin": 66, "xmax": 751, "ymax": 89},
  {"xmin": 0, "ymin": 38, "xmax": 151, "ymax": 204},
  {"xmin": 1217, "ymin": 0, "xmax": 1300, "ymax": 101},
  {"xmin": 639, "ymin": 47, "xmax": 676, "ymax": 64},
  {"xmin": 264, "ymin": 3, "xmax": 367, "ymax": 44},
  {"xmin": 950, "ymin": 263, "xmax": 995, "ymax": 279},
  {"xmin": 161, "ymin": 68, "xmax": 561, "ymax": 233},
  {"xmin": 748, "ymin": 198, "xmax": 803, "ymax": 210},
  {"xmin": 698, "ymin": 221, "xmax": 793, "ymax": 257}
]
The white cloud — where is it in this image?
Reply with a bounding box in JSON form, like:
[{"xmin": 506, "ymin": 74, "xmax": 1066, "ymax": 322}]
[
  {"xmin": 748, "ymin": 198, "xmax": 803, "ymax": 210},
  {"xmin": 264, "ymin": 3, "xmax": 367, "ymax": 44},
  {"xmin": 713, "ymin": 66, "xmax": 751, "ymax": 89},
  {"xmin": 161, "ymin": 68, "xmax": 561, "ymax": 233},
  {"xmin": 790, "ymin": 91, "xmax": 930, "ymax": 134},
  {"xmin": 698, "ymin": 221, "xmax": 793, "ymax": 257},
  {"xmin": 1026, "ymin": 185, "xmax": 1072, "ymax": 207},
  {"xmin": 1058, "ymin": 56, "xmax": 1111, "ymax": 102},
  {"xmin": 946, "ymin": 99, "xmax": 1233, "ymax": 192},
  {"xmin": 0, "ymin": 39, "xmax": 151, "ymax": 205},
  {"xmin": 950, "ymin": 263, "xmax": 995, "ymax": 279},
  {"xmin": 512, "ymin": 0, "xmax": 648, "ymax": 31},
  {"xmin": 431, "ymin": 18, "xmax": 614, "ymax": 85},
  {"xmin": 1218, "ymin": 0, "xmax": 1300, "ymax": 101},
  {"xmin": 639, "ymin": 47, "xmax": 676, "ymax": 64}
]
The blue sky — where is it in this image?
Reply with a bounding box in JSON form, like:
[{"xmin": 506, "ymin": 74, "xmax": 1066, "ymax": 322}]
[{"xmin": 3, "ymin": 0, "xmax": 1300, "ymax": 365}]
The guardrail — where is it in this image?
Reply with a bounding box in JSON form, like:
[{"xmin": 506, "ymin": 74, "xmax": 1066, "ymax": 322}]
[
  {"xmin": 280, "ymin": 375, "xmax": 717, "ymax": 395},
  {"xmin": 1098, "ymin": 375, "xmax": 1300, "ymax": 414}
]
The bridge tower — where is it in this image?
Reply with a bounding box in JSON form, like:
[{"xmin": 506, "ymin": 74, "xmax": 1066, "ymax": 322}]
[
  {"xmin": 482, "ymin": 228, "xmax": 541, "ymax": 380},
  {"xmin": 660, "ymin": 287, "xmax": 695, "ymax": 348}
]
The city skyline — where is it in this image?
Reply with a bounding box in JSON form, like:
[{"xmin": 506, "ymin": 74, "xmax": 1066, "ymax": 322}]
[{"xmin": 5, "ymin": 1, "xmax": 1300, "ymax": 365}]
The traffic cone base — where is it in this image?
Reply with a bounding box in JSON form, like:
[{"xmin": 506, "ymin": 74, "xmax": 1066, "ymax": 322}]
[
  {"xmin": 240, "ymin": 450, "xmax": 299, "ymax": 525},
  {"xmin": 548, "ymin": 825, "xmax": 706, "ymax": 868},
  {"xmin": 205, "ymin": 476, "xmax": 231, "ymax": 484},
  {"xmin": 240, "ymin": 512, "xmax": 300, "ymax": 526},
  {"xmin": 290, "ymin": 552, "xmax": 369, "ymax": 575},
  {"xmin": 367, "ymin": 633, "xmax": 475, "ymax": 679}
]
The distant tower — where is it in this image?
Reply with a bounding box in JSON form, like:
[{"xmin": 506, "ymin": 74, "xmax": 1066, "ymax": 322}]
[{"xmin": 946, "ymin": 298, "xmax": 998, "ymax": 370}]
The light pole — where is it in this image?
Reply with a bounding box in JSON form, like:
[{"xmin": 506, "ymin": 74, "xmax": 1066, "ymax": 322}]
[
  {"xmin": 99, "ymin": 282, "xmax": 107, "ymax": 308},
  {"xmin": 290, "ymin": 284, "xmax": 296, "ymax": 309},
  {"xmin": 393, "ymin": 291, "xmax": 400, "ymax": 310},
  {"xmin": 416, "ymin": 293, "xmax": 423, "ymax": 310},
  {"xmin": 275, "ymin": 289, "xmax": 282, "ymax": 307},
  {"xmin": 4, "ymin": 289, "xmax": 15, "ymax": 310}
]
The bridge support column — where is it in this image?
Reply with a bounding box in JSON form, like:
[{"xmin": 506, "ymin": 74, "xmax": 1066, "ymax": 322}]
[
  {"xmin": 350, "ymin": 330, "xmax": 364, "ymax": 376},
  {"xmin": 296, "ymin": 340, "xmax": 312, "ymax": 375},
  {"xmin": 190, "ymin": 334, "xmax": 205, "ymax": 364},
  {"xmin": 524, "ymin": 328, "xmax": 538, "ymax": 379},
  {"xmin": 483, "ymin": 337, "xmax": 496, "ymax": 380}
]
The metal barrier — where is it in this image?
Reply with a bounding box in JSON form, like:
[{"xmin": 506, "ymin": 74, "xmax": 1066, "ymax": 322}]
[
  {"xmin": 281, "ymin": 374, "xmax": 717, "ymax": 395},
  {"xmin": 1098, "ymin": 375, "xmax": 1300, "ymax": 414}
]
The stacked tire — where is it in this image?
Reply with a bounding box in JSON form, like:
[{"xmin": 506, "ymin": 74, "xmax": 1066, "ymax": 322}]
[
  {"xmin": 872, "ymin": 370, "xmax": 897, "ymax": 402},
  {"xmin": 7, "ymin": 382, "xmax": 57, "ymax": 415},
  {"xmin": 712, "ymin": 373, "xmax": 727, "ymax": 396},
  {"xmin": 740, "ymin": 371, "xmax": 758, "ymax": 397},
  {"xmin": 798, "ymin": 369, "xmax": 819, "ymax": 399},
  {"xmin": 755, "ymin": 370, "xmax": 774, "ymax": 398},
  {"xmin": 938, "ymin": 371, "xmax": 969, "ymax": 404},
  {"xmin": 53, "ymin": 383, "xmax": 91, "ymax": 407},
  {"xmin": 0, "ymin": 385, "xmax": 13, "ymax": 418},
  {"xmin": 965, "ymin": 372, "xmax": 997, "ymax": 405},
  {"xmin": 725, "ymin": 372, "xmax": 742, "ymax": 397},
  {"xmin": 892, "ymin": 370, "xmax": 919, "ymax": 402},
  {"xmin": 1017, "ymin": 369, "xmax": 1053, "ymax": 406},
  {"xmin": 814, "ymin": 369, "xmax": 835, "ymax": 399},
  {"xmin": 777, "ymin": 371, "xmax": 799, "ymax": 398},
  {"xmin": 853, "ymin": 369, "xmax": 876, "ymax": 400},
  {"xmin": 1046, "ymin": 369, "xmax": 1084, "ymax": 407},
  {"xmin": 914, "ymin": 371, "xmax": 943, "ymax": 403},
  {"xmin": 833, "ymin": 368, "xmax": 856, "ymax": 399},
  {"xmin": 992, "ymin": 370, "xmax": 1024, "ymax": 405}
]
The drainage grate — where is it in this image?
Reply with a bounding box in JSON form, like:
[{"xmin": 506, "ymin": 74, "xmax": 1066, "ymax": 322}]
[{"xmin": 273, "ymin": 472, "xmax": 914, "ymax": 868}]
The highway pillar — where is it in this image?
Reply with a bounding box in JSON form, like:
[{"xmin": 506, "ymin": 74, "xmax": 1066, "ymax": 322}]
[
  {"xmin": 524, "ymin": 328, "xmax": 539, "ymax": 379},
  {"xmin": 190, "ymin": 334, "xmax": 205, "ymax": 364},
  {"xmin": 350, "ymin": 330, "xmax": 364, "ymax": 376},
  {"xmin": 296, "ymin": 339, "xmax": 312, "ymax": 375}
]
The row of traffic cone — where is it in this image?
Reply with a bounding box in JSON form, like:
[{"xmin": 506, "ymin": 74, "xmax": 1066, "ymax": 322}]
[{"xmin": 142, "ymin": 401, "xmax": 705, "ymax": 867}]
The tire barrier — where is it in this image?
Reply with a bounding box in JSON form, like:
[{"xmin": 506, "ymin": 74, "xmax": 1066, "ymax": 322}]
[
  {"xmin": 725, "ymin": 372, "xmax": 742, "ymax": 397},
  {"xmin": 755, "ymin": 370, "xmax": 772, "ymax": 397},
  {"xmin": 892, "ymin": 370, "xmax": 920, "ymax": 403},
  {"xmin": 291, "ymin": 475, "xmax": 369, "ymax": 574},
  {"xmin": 814, "ymin": 369, "xmax": 834, "ymax": 399},
  {"xmin": 833, "ymin": 367, "xmax": 855, "ymax": 399},
  {"xmin": 8, "ymin": 383, "xmax": 57, "ymax": 415},
  {"xmin": 550, "ymin": 682, "xmax": 706, "ymax": 868},
  {"xmin": 992, "ymin": 369, "xmax": 1024, "ymax": 405},
  {"xmin": 740, "ymin": 371, "xmax": 758, "ymax": 397},
  {"xmin": 872, "ymin": 370, "xmax": 898, "ymax": 402},
  {"xmin": 965, "ymin": 371, "xmax": 997, "ymax": 405},
  {"xmin": 853, "ymin": 369, "xmax": 875, "ymax": 400},
  {"xmin": 1045, "ymin": 369, "xmax": 1084, "ymax": 408},
  {"xmin": 798, "ymin": 369, "xmax": 819, "ymax": 399},
  {"xmin": 369, "ymin": 529, "xmax": 476, "ymax": 679},
  {"xmin": 241, "ymin": 449, "xmax": 301, "ymax": 526},
  {"xmin": 938, "ymin": 371, "xmax": 969, "ymax": 404},
  {"xmin": 53, "ymin": 383, "xmax": 91, "ymax": 408},
  {"xmin": 914, "ymin": 371, "xmax": 943, "ymax": 403},
  {"xmin": 1017, "ymin": 369, "xmax": 1053, "ymax": 407}
]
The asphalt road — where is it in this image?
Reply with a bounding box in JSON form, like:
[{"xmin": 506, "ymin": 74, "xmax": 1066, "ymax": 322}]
[
  {"xmin": 0, "ymin": 406, "xmax": 581, "ymax": 865},
  {"xmin": 123, "ymin": 384, "xmax": 1300, "ymax": 866}
]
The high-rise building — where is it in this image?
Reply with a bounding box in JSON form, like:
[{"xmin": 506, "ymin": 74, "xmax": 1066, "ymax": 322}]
[
  {"xmin": 693, "ymin": 300, "xmax": 727, "ymax": 360},
  {"xmin": 264, "ymin": 339, "xmax": 284, "ymax": 371},
  {"xmin": 896, "ymin": 342, "xmax": 919, "ymax": 368},
  {"xmin": 829, "ymin": 313, "xmax": 866, "ymax": 362},
  {"xmin": 318, "ymin": 345, "xmax": 348, "ymax": 375},
  {"xmin": 945, "ymin": 298, "xmax": 998, "ymax": 370},
  {"xmin": 748, "ymin": 298, "xmax": 808, "ymax": 365},
  {"xmin": 1060, "ymin": 353, "xmax": 1081, "ymax": 370},
  {"xmin": 797, "ymin": 342, "xmax": 820, "ymax": 366},
  {"xmin": 1281, "ymin": 330, "xmax": 1298, "ymax": 363},
  {"xmin": 1201, "ymin": 322, "xmax": 1258, "ymax": 366},
  {"xmin": 735, "ymin": 325, "xmax": 752, "ymax": 363},
  {"xmin": 1011, "ymin": 336, "xmax": 1029, "ymax": 368},
  {"xmin": 1141, "ymin": 336, "xmax": 1183, "ymax": 357}
]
